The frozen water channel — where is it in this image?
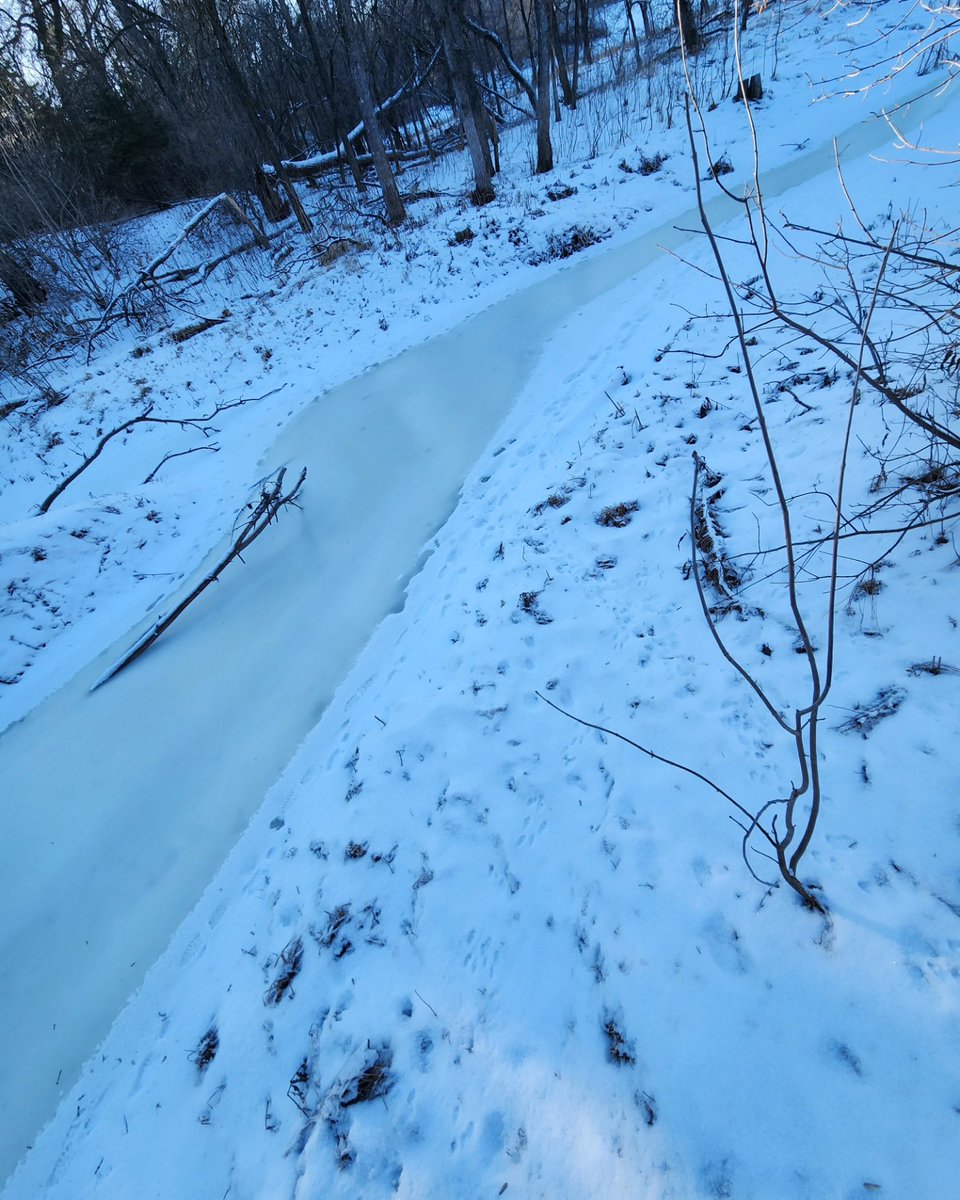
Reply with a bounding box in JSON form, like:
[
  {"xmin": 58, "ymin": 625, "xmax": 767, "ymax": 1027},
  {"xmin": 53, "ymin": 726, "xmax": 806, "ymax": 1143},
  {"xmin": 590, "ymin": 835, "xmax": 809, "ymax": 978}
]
[{"xmin": 0, "ymin": 88, "xmax": 941, "ymax": 1184}]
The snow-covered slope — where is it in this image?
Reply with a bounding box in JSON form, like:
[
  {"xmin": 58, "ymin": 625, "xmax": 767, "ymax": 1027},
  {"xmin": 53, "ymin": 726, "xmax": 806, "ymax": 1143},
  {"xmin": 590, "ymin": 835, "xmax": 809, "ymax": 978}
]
[{"xmin": 2, "ymin": 3, "xmax": 959, "ymax": 1196}]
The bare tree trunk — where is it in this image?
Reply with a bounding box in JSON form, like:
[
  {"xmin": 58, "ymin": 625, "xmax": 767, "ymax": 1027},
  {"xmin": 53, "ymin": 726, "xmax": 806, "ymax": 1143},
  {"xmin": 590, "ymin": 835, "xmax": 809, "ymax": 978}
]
[
  {"xmin": 519, "ymin": 0, "xmax": 535, "ymax": 66},
  {"xmin": 499, "ymin": 0, "xmax": 517, "ymax": 60},
  {"xmin": 676, "ymin": 0, "xmax": 702, "ymax": 54},
  {"xmin": 350, "ymin": 56, "xmax": 406, "ymax": 224},
  {"xmin": 293, "ymin": 0, "xmax": 352, "ymax": 175},
  {"xmin": 325, "ymin": 37, "xmax": 369, "ymax": 193},
  {"xmin": 547, "ymin": 0, "xmax": 575, "ymax": 108},
  {"xmin": 417, "ymin": 103, "xmax": 436, "ymax": 159},
  {"xmin": 338, "ymin": 114, "xmax": 368, "ymax": 190},
  {"xmin": 535, "ymin": 0, "xmax": 554, "ymax": 173},
  {"xmin": 572, "ymin": 0, "xmax": 582, "ymax": 100},
  {"xmin": 579, "ymin": 0, "xmax": 594, "ymax": 65},
  {"xmin": 255, "ymin": 166, "xmax": 289, "ymax": 223},
  {"xmin": 29, "ymin": 0, "xmax": 79, "ymax": 115},
  {"xmin": 625, "ymin": 1, "xmax": 642, "ymax": 66},
  {"xmin": 432, "ymin": 0, "xmax": 494, "ymax": 201},
  {"xmin": 336, "ymin": 0, "xmax": 406, "ymax": 224}
]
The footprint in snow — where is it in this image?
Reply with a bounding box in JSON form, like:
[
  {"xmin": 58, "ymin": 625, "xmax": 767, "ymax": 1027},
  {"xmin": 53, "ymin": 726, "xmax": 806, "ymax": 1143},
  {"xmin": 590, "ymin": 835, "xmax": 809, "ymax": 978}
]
[{"xmin": 700, "ymin": 913, "xmax": 752, "ymax": 975}]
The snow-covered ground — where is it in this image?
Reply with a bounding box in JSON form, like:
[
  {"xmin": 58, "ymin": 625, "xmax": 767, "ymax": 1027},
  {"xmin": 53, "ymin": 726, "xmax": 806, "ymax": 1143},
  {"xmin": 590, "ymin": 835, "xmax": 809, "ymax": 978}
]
[{"xmin": 2, "ymin": 2, "xmax": 960, "ymax": 1195}]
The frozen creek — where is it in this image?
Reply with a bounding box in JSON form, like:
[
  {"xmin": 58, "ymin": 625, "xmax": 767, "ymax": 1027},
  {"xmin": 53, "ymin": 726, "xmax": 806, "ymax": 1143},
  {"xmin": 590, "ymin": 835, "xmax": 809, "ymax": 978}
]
[{"xmin": 0, "ymin": 86, "xmax": 942, "ymax": 1184}]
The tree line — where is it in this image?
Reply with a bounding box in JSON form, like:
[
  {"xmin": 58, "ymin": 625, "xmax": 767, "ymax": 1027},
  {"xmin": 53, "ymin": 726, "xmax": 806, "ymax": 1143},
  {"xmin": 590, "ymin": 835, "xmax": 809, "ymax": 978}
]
[{"xmin": 0, "ymin": 3, "xmax": 679, "ymax": 250}]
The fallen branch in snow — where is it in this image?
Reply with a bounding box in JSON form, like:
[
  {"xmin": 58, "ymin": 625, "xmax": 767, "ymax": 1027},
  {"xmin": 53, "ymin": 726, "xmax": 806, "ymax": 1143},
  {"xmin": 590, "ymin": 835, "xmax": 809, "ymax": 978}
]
[
  {"xmin": 85, "ymin": 194, "xmax": 269, "ymax": 357},
  {"xmin": 93, "ymin": 465, "xmax": 307, "ymax": 688},
  {"xmin": 690, "ymin": 453, "xmax": 745, "ymax": 615},
  {"xmin": 688, "ymin": 453, "xmax": 783, "ymax": 732},
  {"xmin": 37, "ymin": 392, "xmax": 274, "ymax": 514},
  {"xmin": 142, "ymin": 444, "xmax": 219, "ymax": 485},
  {"xmin": 536, "ymin": 691, "xmax": 750, "ymax": 815},
  {"xmin": 138, "ymin": 195, "xmax": 268, "ymax": 281},
  {"xmin": 144, "ymin": 217, "xmax": 298, "ymax": 291}
]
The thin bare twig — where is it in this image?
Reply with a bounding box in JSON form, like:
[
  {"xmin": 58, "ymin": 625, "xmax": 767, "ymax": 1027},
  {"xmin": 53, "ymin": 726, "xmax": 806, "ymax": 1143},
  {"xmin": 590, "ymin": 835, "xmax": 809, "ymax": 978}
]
[{"xmin": 535, "ymin": 690, "xmax": 778, "ymax": 849}]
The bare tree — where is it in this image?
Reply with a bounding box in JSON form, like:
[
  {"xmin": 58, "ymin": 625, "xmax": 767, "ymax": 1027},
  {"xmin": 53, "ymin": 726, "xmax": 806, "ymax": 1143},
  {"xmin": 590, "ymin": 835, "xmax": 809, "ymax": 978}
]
[
  {"xmin": 465, "ymin": 1, "xmax": 555, "ymax": 170},
  {"xmin": 660, "ymin": 1, "xmax": 957, "ymax": 908},
  {"xmin": 428, "ymin": 0, "xmax": 495, "ymax": 201},
  {"xmin": 542, "ymin": 2, "xmax": 960, "ymax": 911},
  {"xmin": 192, "ymin": 0, "xmax": 313, "ymax": 231},
  {"xmin": 333, "ymin": 0, "xmax": 406, "ymax": 224}
]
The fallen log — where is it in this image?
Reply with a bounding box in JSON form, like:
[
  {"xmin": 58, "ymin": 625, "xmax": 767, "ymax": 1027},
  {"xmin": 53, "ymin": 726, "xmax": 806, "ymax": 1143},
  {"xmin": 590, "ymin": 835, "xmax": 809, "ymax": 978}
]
[{"xmin": 280, "ymin": 46, "xmax": 441, "ymax": 179}]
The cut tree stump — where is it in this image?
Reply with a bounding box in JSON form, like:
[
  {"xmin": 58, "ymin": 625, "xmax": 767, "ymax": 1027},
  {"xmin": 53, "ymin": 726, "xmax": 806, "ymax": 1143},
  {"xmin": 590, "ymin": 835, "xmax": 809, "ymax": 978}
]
[{"xmin": 733, "ymin": 74, "xmax": 763, "ymax": 103}]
